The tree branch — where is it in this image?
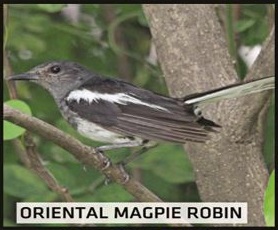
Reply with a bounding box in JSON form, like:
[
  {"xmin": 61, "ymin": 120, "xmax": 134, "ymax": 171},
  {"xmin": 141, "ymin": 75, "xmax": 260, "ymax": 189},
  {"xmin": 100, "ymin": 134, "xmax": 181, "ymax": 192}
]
[
  {"xmin": 143, "ymin": 4, "xmax": 274, "ymax": 226},
  {"xmin": 4, "ymin": 104, "xmax": 162, "ymax": 203}
]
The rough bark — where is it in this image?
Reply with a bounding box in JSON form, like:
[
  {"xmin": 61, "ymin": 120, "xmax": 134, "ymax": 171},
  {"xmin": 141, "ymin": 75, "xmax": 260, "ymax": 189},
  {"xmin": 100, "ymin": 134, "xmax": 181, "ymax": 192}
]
[{"xmin": 143, "ymin": 4, "xmax": 274, "ymax": 226}]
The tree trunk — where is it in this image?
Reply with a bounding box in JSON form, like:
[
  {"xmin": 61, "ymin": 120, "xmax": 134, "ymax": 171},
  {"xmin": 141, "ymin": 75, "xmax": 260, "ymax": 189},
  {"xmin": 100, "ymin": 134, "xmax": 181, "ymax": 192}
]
[{"xmin": 143, "ymin": 4, "xmax": 274, "ymax": 226}]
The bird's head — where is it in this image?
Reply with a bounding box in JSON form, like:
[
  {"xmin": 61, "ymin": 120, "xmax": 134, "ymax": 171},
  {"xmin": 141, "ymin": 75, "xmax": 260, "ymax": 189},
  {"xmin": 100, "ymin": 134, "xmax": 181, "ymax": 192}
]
[{"xmin": 8, "ymin": 61, "xmax": 94, "ymax": 101}]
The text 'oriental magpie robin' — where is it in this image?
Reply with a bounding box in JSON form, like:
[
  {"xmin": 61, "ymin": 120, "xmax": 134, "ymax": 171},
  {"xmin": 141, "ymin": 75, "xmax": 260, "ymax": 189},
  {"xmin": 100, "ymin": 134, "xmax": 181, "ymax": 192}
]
[{"xmin": 8, "ymin": 61, "xmax": 274, "ymax": 154}]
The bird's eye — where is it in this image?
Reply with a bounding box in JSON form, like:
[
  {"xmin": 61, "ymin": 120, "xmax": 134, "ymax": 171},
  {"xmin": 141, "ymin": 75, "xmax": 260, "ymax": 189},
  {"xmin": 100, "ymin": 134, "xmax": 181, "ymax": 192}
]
[{"xmin": 50, "ymin": 65, "xmax": 61, "ymax": 74}]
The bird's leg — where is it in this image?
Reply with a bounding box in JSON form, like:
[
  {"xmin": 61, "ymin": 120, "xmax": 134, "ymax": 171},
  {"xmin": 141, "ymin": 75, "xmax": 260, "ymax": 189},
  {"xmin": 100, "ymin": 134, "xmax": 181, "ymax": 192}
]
[
  {"xmin": 117, "ymin": 163, "xmax": 130, "ymax": 184},
  {"xmin": 90, "ymin": 147, "xmax": 112, "ymax": 170},
  {"xmin": 95, "ymin": 141, "xmax": 142, "ymax": 185},
  {"xmin": 95, "ymin": 140, "xmax": 157, "ymax": 184},
  {"xmin": 96, "ymin": 141, "xmax": 142, "ymax": 152},
  {"xmin": 120, "ymin": 142, "xmax": 158, "ymax": 166}
]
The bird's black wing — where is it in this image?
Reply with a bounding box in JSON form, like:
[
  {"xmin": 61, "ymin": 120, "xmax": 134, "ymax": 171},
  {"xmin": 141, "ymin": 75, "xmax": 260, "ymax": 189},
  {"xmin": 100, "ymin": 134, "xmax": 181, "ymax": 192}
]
[{"xmin": 65, "ymin": 77, "xmax": 218, "ymax": 143}]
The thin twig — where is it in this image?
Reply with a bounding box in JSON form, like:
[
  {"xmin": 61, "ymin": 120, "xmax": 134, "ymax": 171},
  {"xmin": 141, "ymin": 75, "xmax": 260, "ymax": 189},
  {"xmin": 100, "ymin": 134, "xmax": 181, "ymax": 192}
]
[{"xmin": 23, "ymin": 132, "xmax": 74, "ymax": 202}]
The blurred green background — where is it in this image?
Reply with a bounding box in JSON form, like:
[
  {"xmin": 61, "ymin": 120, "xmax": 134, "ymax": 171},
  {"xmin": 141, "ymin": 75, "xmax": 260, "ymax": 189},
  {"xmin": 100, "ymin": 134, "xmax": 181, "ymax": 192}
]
[{"xmin": 3, "ymin": 4, "xmax": 274, "ymax": 226}]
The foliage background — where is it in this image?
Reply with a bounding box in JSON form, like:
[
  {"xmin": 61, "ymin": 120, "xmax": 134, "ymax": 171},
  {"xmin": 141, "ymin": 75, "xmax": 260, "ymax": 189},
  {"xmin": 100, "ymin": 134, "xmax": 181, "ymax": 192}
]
[{"xmin": 3, "ymin": 4, "xmax": 274, "ymax": 226}]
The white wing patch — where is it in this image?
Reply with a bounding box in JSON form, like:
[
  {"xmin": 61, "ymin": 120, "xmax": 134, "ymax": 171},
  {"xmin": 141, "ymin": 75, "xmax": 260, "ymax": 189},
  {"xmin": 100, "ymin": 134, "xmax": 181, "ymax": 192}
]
[{"xmin": 67, "ymin": 89, "xmax": 169, "ymax": 111}]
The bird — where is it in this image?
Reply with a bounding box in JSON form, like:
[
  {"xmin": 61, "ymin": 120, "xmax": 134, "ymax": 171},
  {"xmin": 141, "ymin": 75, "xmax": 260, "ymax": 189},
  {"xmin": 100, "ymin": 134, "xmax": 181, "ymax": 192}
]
[{"xmin": 8, "ymin": 61, "xmax": 274, "ymax": 160}]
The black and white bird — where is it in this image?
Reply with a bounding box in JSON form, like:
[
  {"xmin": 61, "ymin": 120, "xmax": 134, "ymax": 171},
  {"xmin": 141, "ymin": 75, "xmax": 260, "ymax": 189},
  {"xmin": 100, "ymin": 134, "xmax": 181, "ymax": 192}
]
[{"xmin": 8, "ymin": 61, "xmax": 274, "ymax": 153}]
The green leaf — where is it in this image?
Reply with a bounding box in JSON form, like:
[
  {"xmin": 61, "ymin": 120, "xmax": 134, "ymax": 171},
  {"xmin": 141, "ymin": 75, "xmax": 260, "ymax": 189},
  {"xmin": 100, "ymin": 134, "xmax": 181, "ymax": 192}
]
[
  {"xmin": 4, "ymin": 100, "xmax": 32, "ymax": 140},
  {"xmin": 264, "ymin": 170, "xmax": 275, "ymax": 226},
  {"xmin": 137, "ymin": 12, "xmax": 149, "ymax": 27},
  {"xmin": 4, "ymin": 165, "xmax": 50, "ymax": 198},
  {"xmin": 235, "ymin": 19, "xmax": 256, "ymax": 33},
  {"xmin": 37, "ymin": 4, "xmax": 66, "ymax": 13}
]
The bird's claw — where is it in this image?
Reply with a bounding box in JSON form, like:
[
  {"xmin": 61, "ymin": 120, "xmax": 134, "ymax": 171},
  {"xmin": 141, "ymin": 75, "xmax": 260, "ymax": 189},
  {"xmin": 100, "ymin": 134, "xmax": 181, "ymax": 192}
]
[
  {"xmin": 94, "ymin": 147, "xmax": 111, "ymax": 170},
  {"xmin": 117, "ymin": 163, "xmax": 130, "ymax": 184},
  {"xmin": 101, "ymin": 158, "xmax": 111, "ymax": 170}
]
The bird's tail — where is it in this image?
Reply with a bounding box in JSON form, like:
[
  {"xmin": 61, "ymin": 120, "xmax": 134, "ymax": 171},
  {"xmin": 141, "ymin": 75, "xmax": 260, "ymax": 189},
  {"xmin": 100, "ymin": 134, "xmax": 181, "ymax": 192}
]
[{"xmin": 183, "ymin": 76, "xmax": 274, "ymax": 105}]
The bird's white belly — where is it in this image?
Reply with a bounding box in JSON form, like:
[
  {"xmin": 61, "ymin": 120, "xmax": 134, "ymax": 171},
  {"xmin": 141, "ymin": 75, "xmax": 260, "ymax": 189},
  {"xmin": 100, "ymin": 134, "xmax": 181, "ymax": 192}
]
[{"xmin": 74, "ymin": 117, "xmax": 134, "ymax": 144}]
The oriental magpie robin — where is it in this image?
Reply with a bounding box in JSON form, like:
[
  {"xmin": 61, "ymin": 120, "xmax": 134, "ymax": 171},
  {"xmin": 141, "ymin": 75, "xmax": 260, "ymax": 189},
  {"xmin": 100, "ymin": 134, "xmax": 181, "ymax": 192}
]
[{"xmin": 8, "ymin": 61, "xmax": 274, "ymax": 155}]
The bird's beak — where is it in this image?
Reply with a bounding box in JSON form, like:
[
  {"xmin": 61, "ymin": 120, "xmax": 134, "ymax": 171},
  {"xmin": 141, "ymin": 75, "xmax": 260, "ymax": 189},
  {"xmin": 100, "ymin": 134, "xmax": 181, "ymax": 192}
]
[{"xmin": 7, "ymin": 73, "xmax": 39, "ymax": 81}]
